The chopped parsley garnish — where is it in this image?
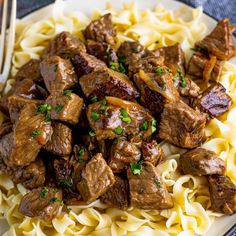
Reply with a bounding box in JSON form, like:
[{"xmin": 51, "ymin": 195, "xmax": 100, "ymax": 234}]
[
  {"xmin": 37, "ymin": 104, "xmax": 52, "ymax": 114},
  {"xmin": 190, "ymin": 44, "xmax": 208, "ymax": 54},
  {"xmin": 32, "ymin": 130, "xmax": 41, "ymax": 138},
  {"xmin": 119, "ymin": 108, "xmax": 131, "ymax": 123},
  {"xmin": 151, "ymin": 119, "xmax": 157, "ymax": 133},
  {"xmin": 89, "ymin": 130, "xmax": 96, "ymax": 137},
  {"xmin": 58, "ymin": 179, "xmax": 72, "ymax": 188},
  {"xmin": 54, "ymin": 64, "xmax": 58, "ymax": 72},
  {"xmin": 154, "ymin": 177, "xmax": 162, "ymax": 188},
  {"xmin": 100, "ymin": 97, "xmax": 107, "ymax": 110},
  {"xmin": 117, "ymin": 55, "xmax": 127, "ymax": 74},
  {"xmin": 154, "ymin": 66, "xmax": 164, "ymax": 75},
  {"xmin": 78, "ymin": 147, "xmax": 85, "ymax": 157},
  {"xmin": 118, "ymin": 62, "xmax": 126, "ymax": 74},
  {"xmin": 130, "ymin": 160, "xmax": 142, "ymax": 175},
  {"xmin": 113, "ymin": 126, "xmax": 123, "ymax": 135},
  {"xmin": 131, "ymin": 48, "xmax": 138, "ymax": 53},
  {"xmin": 109, "ymin": 61, "xmax": 119, "ymax": 71},
  {"xmin": 140, "ymin": 120, "xmax": 149, "ymax": 131},
  {"xmin": 91, "ymin": 111, "xmax": 100, "ymax": 121},
  {"xmin": 40, "ymin": 187, "xmax": 49, "ymax": 198},
  {"xmin": 173, "ymin": 69, "xmax": 187, "ymax": 88},
  {"xmin": 50, "ymin": 197, "xmax": 61, "ymax": 204},
  {"xmin": 91, "ymin": 96, "xmax": 98, "ymax": 103},
  {"xmin": 55, "ymin": 104, "xmax": 64, "ymax": 113},
  {"xmin": 63, "ymin": 90, "xmax": 72, "ymax": 99}
]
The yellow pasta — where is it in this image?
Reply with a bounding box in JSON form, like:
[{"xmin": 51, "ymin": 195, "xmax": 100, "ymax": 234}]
[{"xmin": 1, "ymin": 0, "xmax": 236, "ymax": 235}]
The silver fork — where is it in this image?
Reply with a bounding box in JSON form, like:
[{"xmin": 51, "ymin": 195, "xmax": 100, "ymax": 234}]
[{"xmin": 0, "ymin": 0, "xmax": 17, "ymax": 92}]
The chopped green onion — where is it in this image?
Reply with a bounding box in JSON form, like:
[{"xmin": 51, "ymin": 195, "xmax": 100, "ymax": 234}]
[
  {"xmin": 37, "ymin": 104, "xmax": 52, "ymax": 114},
  {"xmin": 91, "ymin": 96, "xmax": 98, "ymax": 103},
  {"xmin": 78, "ymin": 147, "xmax": 85, "ymax": 157},
  {"xmin": 89, "ymin": 130, "xmax": 96, "ymax": 137},
  {"xmin": 130, "ymin": 161, "xmax": 142, "ymax": 175},
  {"xmin": 119, "ymin": 108, "xmax": 131, "ymax": 123},
  {"xmin": 55, "ymin": 104, "xmax": 64, "ymax": 113},
  {"xmin": 154, "ymin": 66, "xmax": 164, "ymax": 75},
  {"xmin": 32, "ymin": 130, "xmax": 41, "ymax": 138},
  {"xmin": 58, "ymin": 179, "xmax": 72, "ymax": 188},
  {"xmin": 40, "ymin": 187, "xmax": 49, "ymax": 198},
  {"xmin": 91, "ymin": 111, "xmax": 100, "ymax": 121},
  {"xmin": 113, "ymin": 126, "xmax": 123, "ymax": 135},
  {"xmin": 151, "ymin": 119, "xmax": 157, "ymax": 133},
  {"xmin": 100, "ymin": 97, "xmax": 107, "ymax": 110},
  {"xmin": 140, "ymin": 120, "xmax": 149, "ymax": 131}
]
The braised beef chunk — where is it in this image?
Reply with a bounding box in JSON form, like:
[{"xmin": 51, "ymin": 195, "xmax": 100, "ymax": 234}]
[
  {"xmin": 80, "ymin": 68, "xmax": 139, "ymax": 101},
  {"xmin": 14, "ymin": 59, "xmax": 43, "ymax": 83},
  {"xmin": 4, "ymin": 103, "xmax": 52, "ymax": 167},
  {"xmin": 13, "ymin": 79, "xmax": 48, "ymax": 100},
  {"xmin": 208, "ymin": 175, "xmax": 236, "ymax": 214},
  {"xmin": 44, "ymin": 122, "xmax": 72, "ymax": 156},
  {"xmin": 87, "ymin": 96, "xmax": 154, "ymax": 140},
  {"xmin": 83, "ymin": 13, "xmax": 116, "ymax": 45},
  {"xmin": 43, "ymin": 31, "xmax": 86, "ymax": 58},
  {"xmin": 77, "ymin": 153, "xmax": 115, "ymax": 203},
  {"xmin": 100, "ymin": 175, "xmax": 129, "ymax": 209},
  {"xmin": 187, "ymin": 53, "xmax": 223, "ymax": 82},
  {"xmin": 86, "ymin": 40, "xmax": 118, "ymax": 66},
  {"xmin": 133, "ymin": 70, "xmax": 179, "ymax": 114},
  {"xmin": 71, "ymin": 51, "xmax": 106, "ymax": 77},
  {"xmin": 179, "ymin": 147, "xmax": 226, "ymax": 176},
  {"xmin": 0, "ymin": 119, "xmax": 12, "ymax": 139},
  {"xmin": 127, "ymin": 161, "xmax": 173, "ymax": 209},
  {"xmin": 159, "ymin": 101, "xmax": 206, "ymax": 149},
  {"xmin": 8, "ymin": 96, "xmax": 43, "ymax": 123},
  {"xmin": 46, "ymin": 92, "xmax": 83, "ymax": 125},
  {"xmin": 195, "ymin": 19, "xmax": 236, "ymax": 60},
  {"xmin": 193, "ymin": 83, "xmax": 232, "ymax": 118},
  {"xmin": 0, "ymin": 132, "xmax": 14, "ymax": 165},
  {"xmin": 40, "ymin": 56, "xmax": 78, "ymax": 93},
  {"xmin": 12, "ymin": 157, "xmax": 46, "ymax": 189},
  {"xmin": 141, "ymin": 140, "xmax": 163, "ymax": 166},
  {"xmin": 18, "ymin": 187, "xmax": 62, "ymax": 221},
  {"xmin": 108, "ymin": 139, "xmax": 141, "ymax": 173},
  {"xmin": 154, "ymin": 43, "xmax": 185, "ymax": 74},
  {"xmin": 117, "ymin": 41, "xmax": 153, "ymax": 66}
]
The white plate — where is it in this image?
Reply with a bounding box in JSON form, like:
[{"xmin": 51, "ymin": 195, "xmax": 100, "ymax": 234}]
[{"xmin": 1, "ymin": 0, "xmax": 236, "ymax": 235}]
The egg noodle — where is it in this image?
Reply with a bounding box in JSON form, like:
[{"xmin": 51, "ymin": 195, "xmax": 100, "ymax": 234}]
[{"xmin": 0, "ymin": 0, "xmax": 236, "ymax": 235}]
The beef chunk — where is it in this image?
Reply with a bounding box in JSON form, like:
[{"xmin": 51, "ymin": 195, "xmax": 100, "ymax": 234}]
[
  {"xmin": 117, "ymin": 41, "xmax": 154, "ymax": 66},
  {"xmin": 71, "ymin": 51, "xmax": 106, "ymax": 77},
  {"xmin": 154, "ymin": 43, "xmax": 185, "ymax": 74},
  {"xmin": 127, "ymin": 161, "xmax": 173, "ymax": 209},
  {"xmin": 14, "ymin": 59, "xmax": 43, "ymax": 83},
  {"xmin": 208, "ymin": 175, "xmax": 236, "ymax": 214},
  {"xmin": 3, "ymin": 103, "xmax": 53, "ymax": 167},
  {"xmin": 46, "ymin": 92, "xmax": 83, "ymax": 125},
  {"xmin": 86, "ymin": 40, "xmax": 118, "ymax": 66},
  {"xmin": 141, "ymin": 140, "xmax": 163, "ymax": 166},
  {"xmin": 18, "ymin": 187, "xmax": 62, "ymax": 221},
  {"xmin": 80, "ymin": 68, "xmax": 139, "ymax": 101},
  {"xmin": 195, "ymin": 19, "xmax": 235, "ymax": 60},
  {"xmin": 158, "ymin": 101, "xmax": 206, "ymax": 149},
  {"xmin": 179, "ymin": 147, "xmax": 226, "ymax": 176},
  {"xmin": 12, "ymin": 157, "xmax": 46, "ymax": 189},
  {"xmin": 133, "ymin": 70, "xmax": 179, "ymax": 114},
  {"xmin": 13, "ymin": 78, "xmax": 48, "ymax": 100},
  {"xmin": 187, "ymin": 53, "xmax": 223, "ymax": 82},
  {"xmin": 44, "ymin": 122, "xmax": 72, "ymax": 156},
  {"xmin": 53, "ymin": 156, "xmax": 83, "ymax": 203},
  {"xmin": 0, "ymin": 119, "xmax": 12, "ymax": 139},
  {"xmin": 43, "ymin": 31, "xmax": 86, "ymax": 58},
  {"xmin": 87, "ymin": 96, "xmax": 154, "ymax": 140},
  {"xmin": 77, "ymin": 153, "xmax": 115, "ymax": 203},
  {"xmin": 0, "ymin": 132, "xmax": 14, "ymax": 164},
  {"xmin": 193, "ymin": 83, "xmax": 232, "ymax": 118},
  {"xmin": 40, "ymin": 56, "xmax": 78, "ymax": 93},
  {"xmin": 83, "ymin": 13, "xmax": 116, "ymax": 45},
  {"xmin": 108, "ymin": 139, "xmax": 141, "ymax": 173},
  {"xmin": 100, "ymin": 175, "xmax": 129, "ymax": 209},
  {"xmin": 8, "ymin": 96, "xmax": 43, "ymax": 123}
]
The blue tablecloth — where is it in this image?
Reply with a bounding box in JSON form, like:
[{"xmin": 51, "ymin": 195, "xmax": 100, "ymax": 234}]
[{"xmin": 11, "ymin": 1, "xmax": 236, "ymax": 236}]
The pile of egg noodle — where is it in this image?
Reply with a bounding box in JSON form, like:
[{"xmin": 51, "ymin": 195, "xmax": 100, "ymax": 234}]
[{"xmin": 1, "ymin": 0, "xmax": 236, "ymax": 235}]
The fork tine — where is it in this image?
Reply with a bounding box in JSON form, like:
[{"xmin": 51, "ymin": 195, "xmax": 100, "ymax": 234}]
[
  {"xmin": 1, "ymin": 0, "xmax": 16, "ymax": 90},
  {"xmin": 0, "ymin": 0, "xmax": 8, "ymax": 72}
]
